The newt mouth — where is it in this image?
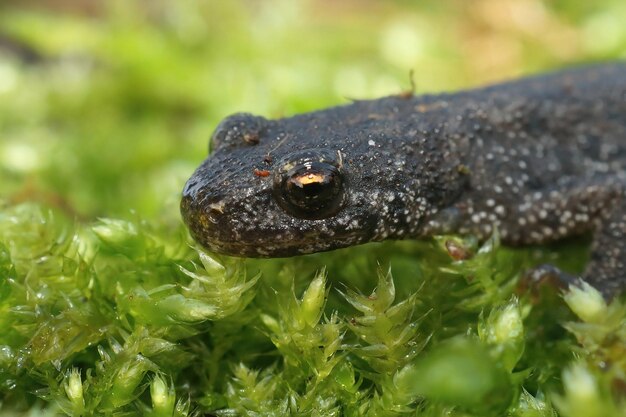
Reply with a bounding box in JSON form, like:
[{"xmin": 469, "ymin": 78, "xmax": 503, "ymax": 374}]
[{"xmin": 180, "ymin": 191, "xmax": 375, "ymax": 258}]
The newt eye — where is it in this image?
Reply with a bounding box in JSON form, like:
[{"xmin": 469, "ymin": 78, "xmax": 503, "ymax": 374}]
[{"xmin": 273, "ymin": 161, "xmax": 345, "ymax": 219}]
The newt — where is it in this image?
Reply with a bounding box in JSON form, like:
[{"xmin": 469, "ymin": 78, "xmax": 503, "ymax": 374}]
[{"xmin": 181, "ymin": 63, "xmax": 626, "ymax": 297}]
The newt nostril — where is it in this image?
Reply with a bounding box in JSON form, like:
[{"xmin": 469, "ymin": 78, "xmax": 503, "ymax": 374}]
[{"xmin": 206, "ymin": 200, "xmax": 226, "ymax": 224}]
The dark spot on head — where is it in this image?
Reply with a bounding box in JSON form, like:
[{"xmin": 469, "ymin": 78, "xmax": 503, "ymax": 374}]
[{"xmin": 243, "ymin": 132, "xmax": 260, "ymax": 145}]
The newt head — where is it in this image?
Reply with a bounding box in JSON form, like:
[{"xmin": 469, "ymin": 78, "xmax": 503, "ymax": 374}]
[
  {"xmin": 180, "ymin": 104, "xmax": 449, "ymax": 257},
  {"xmin": 180, "ymin": 129, "xmax": 370, "ymax": 257}
]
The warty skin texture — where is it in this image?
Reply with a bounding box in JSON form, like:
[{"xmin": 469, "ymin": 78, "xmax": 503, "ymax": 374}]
[{"xmin": 181, "ymin": 63, "xmax": 626, "ymax": 297}]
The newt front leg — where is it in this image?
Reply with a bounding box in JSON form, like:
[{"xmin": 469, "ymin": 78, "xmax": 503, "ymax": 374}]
[
  {"xmin": 449, "ymin": 177, "xmax": 625, "ymax": 298},
  {"xmin": 586, "ymin": 190, "xmax": 626, "ymax": 297}
]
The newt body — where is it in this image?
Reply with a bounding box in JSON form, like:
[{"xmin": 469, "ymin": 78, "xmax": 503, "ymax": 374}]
[{"xmin": 181, "ymin": 63, "xmax": 626, "ymax": 296}]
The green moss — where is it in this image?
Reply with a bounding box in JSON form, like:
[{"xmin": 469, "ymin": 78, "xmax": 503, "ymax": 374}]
[{"xmin": 1, "ymin": 1, "xmax": 626, "ymax": 415}]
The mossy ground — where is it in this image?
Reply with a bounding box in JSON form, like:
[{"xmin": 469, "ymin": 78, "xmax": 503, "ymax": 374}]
[{"xmin": 0, "ymin": 1, "xmax": 626, "ymax": 416}]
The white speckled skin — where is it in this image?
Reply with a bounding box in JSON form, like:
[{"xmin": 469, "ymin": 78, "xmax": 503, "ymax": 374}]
[{"xmin": 182, "ymin": 63, "xmax": 626, "ymax": 297}]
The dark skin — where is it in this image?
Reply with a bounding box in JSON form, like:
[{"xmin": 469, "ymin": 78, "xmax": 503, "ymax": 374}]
[{"xmin": 181, "ymin": 63, "xmax": 626, "ymax": 297}]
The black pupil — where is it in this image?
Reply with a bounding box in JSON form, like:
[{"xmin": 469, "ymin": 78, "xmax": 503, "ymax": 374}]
[{"xmin": 301, "ymin": 181, "xmax": 324, "ymax": 196}]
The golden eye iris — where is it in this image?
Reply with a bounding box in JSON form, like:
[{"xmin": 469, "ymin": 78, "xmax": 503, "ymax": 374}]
[{"xmin": 292, "ymin": 172, "xmax": 326, "ymax": 186}]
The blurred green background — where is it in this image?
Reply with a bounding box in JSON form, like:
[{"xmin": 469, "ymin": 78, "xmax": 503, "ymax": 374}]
[
  {"xmin": 1, "ymin": 0, "xmax": 625, "ymax": 225},
  {"xmin": 1, "ymin": 1, "xmax": 626, "ymax": 415}
]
